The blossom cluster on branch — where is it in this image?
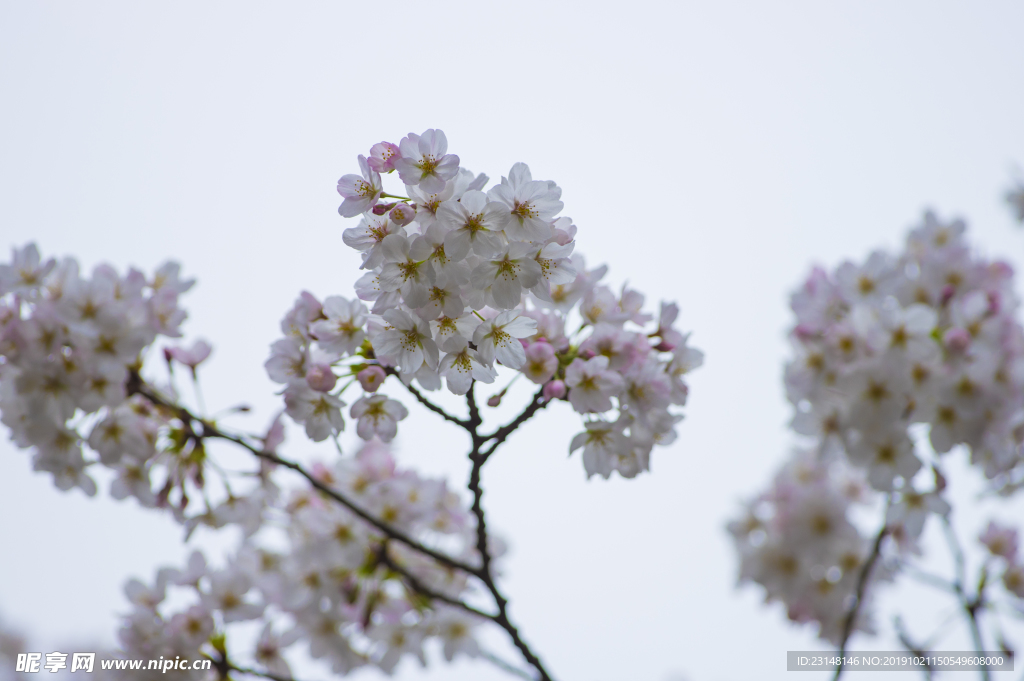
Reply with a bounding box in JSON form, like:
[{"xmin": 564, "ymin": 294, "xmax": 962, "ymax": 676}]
[
  {"xmin": 728, "ymin": 450, "xmax": 892, "ymax": 643},
  {"xmin": 116, "ymin": 440, "xmax": 490, "ymax": 678},
  {"xmin": 0, "ymin": 245, "xmax": 192, "ymax": 500},
  {"xmin": 731, "ymin": 211, "xmax": 1024, "ymax": 647},
  {"xmin": 265, "ymin": 129, "xmax": 703, "ymax": 479},
  {"xmin": 0, "ymin": 131, "xmax": 707, "ymax": 681}
]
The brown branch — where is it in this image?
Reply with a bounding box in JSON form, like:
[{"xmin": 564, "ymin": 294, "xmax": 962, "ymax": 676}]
[
  {"xmin": 465, "ymin": 382, "xmax": 554, "ymax": 681},
  {"xmin": 226, "ymin": 664, "xmax": 296, "ymax": 681},
  {"xmin": 375, "ymin": 542, "xmax": 496, "ymax": 621},
  {"xmin": 833, "ymin": 521, "xmax": 889, "ymax": 681},
  {"xmin": 133, "ymin": 370, "xmax": 556, "ymax": 681},
  {"xmin": 894, "ymin": 616, "xmax": 934, "ymax": 680},
  {"xmin": 479, "ymin": 387, "xmax": 548, "ymax": 462},
  {"xmin": 466, "ymin": 381, "xmax": 483, "ymax": 433},
  {"xmin": 128, "ymin": 373, "xmax": 479, "ymax": 579},
  {"xmin": 383, "ymin": 367, "xmax": 471, "ymax": 430},
  {"xmin": 941, "ymin": 517, "xmax": 991, "ymax": 681}
]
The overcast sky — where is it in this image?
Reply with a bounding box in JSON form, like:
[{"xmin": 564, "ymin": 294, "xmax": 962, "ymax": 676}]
[{"xmin": 2, "ymin": 2, "xmax": 1024, "ymax": 680}]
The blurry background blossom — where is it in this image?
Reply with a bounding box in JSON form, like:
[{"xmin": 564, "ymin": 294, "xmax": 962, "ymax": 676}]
[{"xmin": 1, "ymin": 2, "xmax": 1023, "ymax": 680}]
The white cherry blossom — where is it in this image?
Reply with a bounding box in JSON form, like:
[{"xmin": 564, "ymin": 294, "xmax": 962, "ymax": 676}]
[{"xmin": 350, "ymin": 394, "xmax": 408, "ymax": 442}]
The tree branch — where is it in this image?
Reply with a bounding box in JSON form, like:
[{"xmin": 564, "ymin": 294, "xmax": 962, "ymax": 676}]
[
  {"xmin": 128, "ymin": 373, "xmax": 480, "ymax": 579},
  {"xmin": 465, "ymin": 382, "xmax": 555, "ymax": 681},
  {"xmin": 833, "ymin": 521, "xmax": 889, "ymax": 681},
  {"xmin": 133, "ymin": 371, "xmax": 557, "ymax": 681},
  {"xmin": 480, "ymin": 650, "xmax": 539, "ymax": 681},
  {"xmin": 384, "ymin": 367, "xmax": 471, "ymax": 430},
  {"xmin": 227, "ymin": 664, "xmax": 296, "ymax": 681},
  {"xmin": 941, "ymin": 517, "xmax": 991, "ymax": 681},
  {"xmin": 894, "ymin": 616, "xmax": 933, "ymax": 681},
  {"xmin": 479, "ymin": 388, "xmax": 548, "ymax": 462},
  {"xmin": 375, "ymin": 542, "xmax": 496, "ymax": 621},
  {"xmin": 900, "ymin": 563, "xmax": 958, "ymax": 594}
]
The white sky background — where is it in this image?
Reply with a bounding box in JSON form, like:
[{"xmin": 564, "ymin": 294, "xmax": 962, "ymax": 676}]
[{"xmin": 2, "ymin": 2, "xmax": 1024, "ymax": 680}]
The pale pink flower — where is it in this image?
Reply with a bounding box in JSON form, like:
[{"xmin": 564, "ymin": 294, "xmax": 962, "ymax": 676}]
[
  {"xmin": 472, "ymin": 310, "xmax": 537, "ymax": 369},
  {"xmin": 367, "ymin": 141, "xmax": 400, "ymax": 173},
  {"xmin": 350, "ymin": 394, "xmax": 408, "ymax": 442},
  {"xmin": 337, "ymin": 154, "xmax": 383, "ymax": 218},
  {"xmin": 980, "ymin": 521, "xmax": 1019, "ymax": 560},
  {"xmin": 487, "ymin": 163, "xmax": 563, "ymax": 242},
  {"xmin": 166, "ymin": 339, "xmax": 212, "ymax": 374},
  {"xmin": 565, "ymin": 356, "xmax": 624, "ymax": 413},
  {"xmin": 394, "ymin": 129, "xmax": 460, "ymax": 194}
]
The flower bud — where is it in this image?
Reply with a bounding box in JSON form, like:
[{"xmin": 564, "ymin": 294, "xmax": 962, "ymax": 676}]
[
  {"xmin": 988, "ymin": 290, "xmax": 1002, "ymax": 315},
  {"xmin": 357, "ymin": 365, "xmax": 386, "ymax": 393},
  {"xmin": 305, "ymin": 364, "xmax": 338, "ymax": 392},
  {"xmin": 487, "ymin": 393, "xmax": 503, "ymax": 407},
  {"xmin": 523, "ymin": 340, "xmax": 557, "ymax": 384},
  {"xmin": 543, "ymin": 379, "xmax": 567, "ymax": 400},
  {"xmin": 388, "ymin": 203, "xmax": 416, "ymax": 227},
  {"xmin": 943, "ymin": 327, "xmax": 971, "ymax": 353}
]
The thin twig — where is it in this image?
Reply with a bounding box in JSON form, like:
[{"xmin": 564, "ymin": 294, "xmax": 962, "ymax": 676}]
[
  {"xmin": 894, "ymin": 615, "xmax": 933, "ymax": 680},
  {"xmin": 901, "ymin": 563, "xmax": 958, "ymax": 593},
  {"xmin": 132, "ymin": 370, "xmax": 556, "ymax": 681},
  {"xmin": 480, "ymin": 649, "xmax": 539, "ymax": 681},
  {"xmin": 375, "ymin": 542, "xmax": 496, "ymax": 621},
  {"xmin": 465, "ymin": 382, "xmax": 554, "ymax": 681},
  {"xmin": 227, "ymin": 664, "xmax": 296, "ymax": 681},
  {"xmin": 942, "ymin": 516, "xmax": 991, "ymax": 681},
  {"xmin": 833, "ymin": 521, "xmax": 889, "ymax": 681},
  {"xmin": 128, "ymin": 373, "xmax": 479, "ymax": 578},
  {"xmin": 384, "ymin": 367, "xmax": 471, "ymax": 429},
  {"xmin": 480, "ymin": 388, "xmax": 548, "ymax": 461}
]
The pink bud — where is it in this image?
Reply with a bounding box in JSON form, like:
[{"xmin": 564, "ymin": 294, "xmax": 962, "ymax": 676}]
[
  {"xmin": 988, "ymin": 290, "xmax": 1001, "ymax": 315},
  {"xmin": 793, "ymin": 324, "xmax": 816, "ymax": 341},
  {"xmin": 487, "ymin": 394, "xmax": 502, "ymax": 407},
  {"xmin": 578, "ymin": 349, "xmax": 596, "ymax": 360},
  {"xmin": 372, "ymin": 201, "xmax": 395, "ymax": 216},
  {"xmin": 525, "ymin": 339, "xmax": 554, "ymax": 360},
  {"xmin": 357, "ymin": 365, "xmax": 387, "ymax": 393},
  {"xmin": 943, "ymin": 327, "xmax": 971, "ymax": 353},
  {"xmin": 653, "ymin": 339, "xmax": 676, "ymax": 352},
  {"xmin": 388, "ymin": 203, "xmax": 416, "ymax": 227},
  {"xmin": 305, "ymin": 364, "xmax": 337, "ymax": 392},
  {"xmin": 543, "ymin": 380, "xmax": 567, "ymax": 400}
]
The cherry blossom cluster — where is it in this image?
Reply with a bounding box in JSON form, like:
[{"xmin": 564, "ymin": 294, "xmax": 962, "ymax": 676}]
[
  {"xmin": 113, "ymin": 440, "xmax": 491, "ymax": 677},
  {"xmin": 0, "ymin": 244, "xmax": 193, "ymax": 499},
  {"xmin": 728, "ymin": 450, "xmax": 891, "ymax": 643},
  {"xmin": 265, "ymin": 129, "xmax": 703, "ymax": 478},
  {"xmin": 785, "ymin": 211, "xmax": 1024, "ymax": 487},
  {"xmin": 729, "ymin": 211, "xmax": 1024, "ymax": 643}
]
